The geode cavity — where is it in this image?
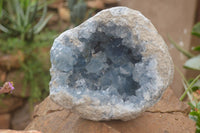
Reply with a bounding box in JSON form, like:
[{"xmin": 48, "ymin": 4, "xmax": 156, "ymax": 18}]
[{"xmin": 49, "ymin": 7, "xmax": 174, "ymax": 121}]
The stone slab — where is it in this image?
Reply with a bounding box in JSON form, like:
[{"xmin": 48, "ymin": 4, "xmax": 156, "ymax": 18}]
[
  {"xmin": 0, "ymin": 130, "xmax": 41, "ymax": 133},
  {"xmin": 0, "ymin": 51, "xmax": 24, "ymax": 71},
  {"xmin": 147, "ymin": 87, "xmax": 189, "ymax": 113},
  {"xmin": 105, "ymin": 112, "xmax": 195, "ymax": 133},
  {"xmin": 0, "ymin": 113, "xmax": 10, "ymax": 129},
  {"xmin": 0, "ymin": 97, "xmax": 23, "ymax": 114},
  {"xmin": 25, "ymin": 95, "xmax": 195, "ymax": 133},
  {"xmin": 11, "ymin": 102, "xmax": 32, "ymax": 130}
]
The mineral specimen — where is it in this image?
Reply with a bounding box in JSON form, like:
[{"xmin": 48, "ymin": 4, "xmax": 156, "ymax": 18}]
[{"xmin": 49, "ymin": 6, "xmax": 174, "ymax": 121}]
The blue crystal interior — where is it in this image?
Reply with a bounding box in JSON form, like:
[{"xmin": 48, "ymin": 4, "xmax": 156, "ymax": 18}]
[
  {"xmin": 48, "ymin": 7, "xmax": 170, "ymax": 121},
  {"xmin": 50, "ymin": 22, "xmax": 158, "ymax": 104},
  {"xmin": 67, "ymin": 25, "xmax": 144, "ymax": 100}
]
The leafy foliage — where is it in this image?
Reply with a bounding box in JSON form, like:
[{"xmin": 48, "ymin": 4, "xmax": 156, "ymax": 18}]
[
  {"xmin": 0, "ymin": 0, "xmax": 3, "ymax": 18},
  {"xmin": 184, "ymin": 55, "xmax": 200, "ymax": 70},
  {"xmin": 179, "ymin": 71, "xmax": 200, "ymax": 132},
  {"xmin": 193, "ymin": 46, "xmax": 200, "ymax": 51},
  {"xmin": 21, "ymin": 51, "xmax": 50, "ymax": 104},
  {"xmin": 171, "ymin": 22, "xmax": 200, "ymax": 132},
  {"xmin": 189, "ymin": 102, "xmax": 200, "ymax": 133},
  {"xmin": 0, "ymin": 30, "xmax": 58, "ymax": 105},
  {"xmin": 0, "ymin": 0, "xmax": 56, "ymax": 108},
  {"xmin": 0, "ymin": 0, "xmax": 52, "ymax": 41},
  {"xmin": 192, "ymin": 22, "xmax": 200, "ymax": 37}
]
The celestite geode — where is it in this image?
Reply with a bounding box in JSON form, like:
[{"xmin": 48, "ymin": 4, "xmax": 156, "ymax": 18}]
[{"xmin": 49, "ymin": 7, "xmax": 174, "ymax": 121}]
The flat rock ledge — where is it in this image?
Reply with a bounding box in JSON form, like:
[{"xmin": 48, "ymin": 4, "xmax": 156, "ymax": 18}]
[
  {"xmin": 25, "ymin": 89, "xmax": 195, "ymax": 133},
  {"xmin": 0, "ymin": 130, "xmax": 41, "ymax": 133},
  {"xmin": 49, "ymin": 6, "xmax": 174, "ymax": 121}
]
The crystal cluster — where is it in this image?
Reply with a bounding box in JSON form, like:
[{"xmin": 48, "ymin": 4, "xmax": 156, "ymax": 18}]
[{"xmin": 49, "ymin": 7, "xmax": 174, "ymax": 121}]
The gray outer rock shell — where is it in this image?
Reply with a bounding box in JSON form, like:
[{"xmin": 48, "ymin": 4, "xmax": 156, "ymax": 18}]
[{"xmin": 49, "ymin": 7, "xmax": 174, "ymax": 121}]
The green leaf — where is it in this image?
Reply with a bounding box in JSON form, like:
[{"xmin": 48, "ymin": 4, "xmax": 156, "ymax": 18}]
[
  {"xmin": 192, "ymin": 86, "xmax": 199, "ymax": 92},
  {"xmin": 192, "ymin": 22, "xmax": 200, "ymax": 37},
  {"xmin": 197, "ymin": 102, "xmax": 200, "ymax": 110},
  {"xmin": 190, "ymin": 111, "xmax": 200, "ymax": 119},
  {"xmin": 189, "ymin": 113, "xmax": 198, "ymax": 122},
  {"xmin": 0, "ymin": 24, "xmax": 10, "ymax": 33},
  {"xmin": 196, "ymin": 129, "xmax": 200, "ymax": 133},
  {"xmin": 68, "ymin": 0, "xmax": 77, "ymax": 11},
  {"xmin": 33, "ymin": 2, "xmax": 52, "ymax": 34},
  {"xmin": 24, "ymin": 0, "xmax": 31, "ymax": 27},
  {"xmin": 168, "ymin": 36, "xmax": 194, "ymax": 58},
  {"xmin": 76, "ymin": 0, "xmax": 87, "ymax": 20},
  {"xmin": 193, "ymin": 80, "xmax": 200, "ymax": 88},
  {"xmin": 14, "ymin": 0, "xmax": 24, "ymax": 28},
  {"xmin": 190, "ymin": 79, "xmax": 200, "ymax": 91},
  {"xmin": 184, "ymin": 55, "xmax": 200, "ymax": 70},
  {"xmin": 7, "ymin": 0, "xmax": 15, "ymax": 20},
  {"xmin": 2, "ymin": 10, "xmax": 18, "ymax": 29},
  {"xmin": 29, "ymin": 0, "xmax": 38, "ymax": 24},
  {"xmin": 0, "ymin": 0, "xmax": 3, "ymax": 18},
  {"xmin": 180, "ymin": 74, "xmax": 200, "ymax": 101},
  {"xmin": 33, "ymin": 14, "xmax": 52, "ymax": 34},
  {"xmin": 193, "ymin": 46, "xmax": 200, "ymax": 51},
  {"xmin": 188, "ymin": 102, "xmax": 196, "ymax": 110},
  {"xmin": 196, "ymin": 122, "xmax": 200, "ymax": 132}
]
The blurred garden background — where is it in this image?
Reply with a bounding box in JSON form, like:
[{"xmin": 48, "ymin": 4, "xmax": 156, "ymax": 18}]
[
  {"xmin": 0, "ymin": 0, "xmax": 119, "ymax": 130},
  {"xmin": 0, "ymin": 0, "xmax": 200, "ymax": 132}
]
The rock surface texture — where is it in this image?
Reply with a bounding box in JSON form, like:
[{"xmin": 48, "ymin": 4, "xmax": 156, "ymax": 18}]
[
  {"xmin": 0, "ymin": 130, "xmax": 41, "ymax": 133},
  {"xmin": 49, "ymin": 6, "xmax": 174, "ymax": 121},
  {"xmin": 26, "ymin": 90, "xmax": 195, "ymax": 133}
]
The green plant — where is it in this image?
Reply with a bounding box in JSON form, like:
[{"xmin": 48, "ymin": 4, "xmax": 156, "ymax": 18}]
[
  {"xmin": 21, "ymin": 51, "xmax": 50, "ymax": 104},
  {"xmin": 189, "ymin": 102, "xmax": 200, "ymax": 133},
  {"xmin": 0, "ymin": 0, "xmax": 52, "ymax": 41},
  {"xmin": 170, "ymin": 22, "xmax": 200, "ymax": 132},
  {"xmin": 67, "ymin": 0, "xmax": 94, "ymax": 26},
  {"xmin": 178, "ymin": 73, "xmax": 200, "ymax": 130},
  {"xmin": 0, "ymin": 30, "xmax": 58, "ymax": 106},
  {"xmin": 22, "ymin": 30, "xmax": 58, "ymax": 104},
  {"xmin": 0, "ymin": 0, "xmax": 3, "ymax": 19}
]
